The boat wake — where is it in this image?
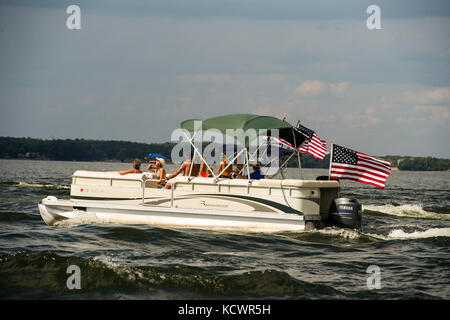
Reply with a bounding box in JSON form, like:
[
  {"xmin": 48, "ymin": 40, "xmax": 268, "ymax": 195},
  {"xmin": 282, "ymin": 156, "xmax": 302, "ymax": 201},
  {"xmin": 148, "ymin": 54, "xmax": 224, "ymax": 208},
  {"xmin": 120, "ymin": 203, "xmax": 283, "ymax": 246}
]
[
  {"xmin": 0, "ymin": 181, "xmax": 70, "ymax": 190},
  {"xmin": 53, "ymin": 212, "xmax": 109, "ymax": 227},
  {"xmin": 17, "ymin": 181, "xmax": 70, "ymax": 190},
  {"xmin": 51, "ymin": 208, "xmax": 450, "ymax": 241},
  {"xmin": 312, "ymin": 226, "xmax": 450, "ymax": 242},
  {"xmin": 384, "ymin": 227, "xmax": 450, "ymax": 239},
  {"xmin": 363, "ymin": 204, "xmax": 450, "ymax": 221}
]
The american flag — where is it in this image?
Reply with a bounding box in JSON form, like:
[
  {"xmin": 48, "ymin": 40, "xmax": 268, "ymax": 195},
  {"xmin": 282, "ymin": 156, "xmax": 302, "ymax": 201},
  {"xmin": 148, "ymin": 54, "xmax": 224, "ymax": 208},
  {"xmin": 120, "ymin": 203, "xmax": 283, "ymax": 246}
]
[
  {"xmin": 330, "ymin": 144, "xmax": 391, "ymax": 188},
  {"xmin": 271, "ymin": 137, "xmax": 293, "ymax": 149},
  {"xmin": 296, "ymin": 124, "xmax": 327, "ymax": 160}
]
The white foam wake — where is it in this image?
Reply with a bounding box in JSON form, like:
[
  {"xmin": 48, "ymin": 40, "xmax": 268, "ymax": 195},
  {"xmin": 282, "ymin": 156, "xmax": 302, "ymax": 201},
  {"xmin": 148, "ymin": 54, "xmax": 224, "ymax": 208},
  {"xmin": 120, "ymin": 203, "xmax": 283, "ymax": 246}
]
[
  {"xmin": 386, "ymin": 227, "xmax": 450, "ymax": 239},
  {"xmin": 315, "ymin": 226, "xmax": 450, "ymax": 241},
  {"xmin": 54, "ymin": 212, "xmax": 108, "ymax": 227},
  {"xmin": 316, "ymin": 228, "xmax": 363, "ymax": 240},
  {"xmin": 18, "ymin": 181, "xmax": 70, "ymax": 190},
  {"xmin": 363, "ymin": 204, "xmax": 450, "ymax": 221}
]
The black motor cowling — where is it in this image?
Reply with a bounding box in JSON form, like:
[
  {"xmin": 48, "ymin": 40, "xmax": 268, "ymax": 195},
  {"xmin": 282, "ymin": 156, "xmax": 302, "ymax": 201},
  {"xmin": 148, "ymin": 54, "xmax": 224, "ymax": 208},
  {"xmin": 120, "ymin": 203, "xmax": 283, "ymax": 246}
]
[{"xmin": 327, "ymin": 198, "xmax": 362, "ymax": 229}]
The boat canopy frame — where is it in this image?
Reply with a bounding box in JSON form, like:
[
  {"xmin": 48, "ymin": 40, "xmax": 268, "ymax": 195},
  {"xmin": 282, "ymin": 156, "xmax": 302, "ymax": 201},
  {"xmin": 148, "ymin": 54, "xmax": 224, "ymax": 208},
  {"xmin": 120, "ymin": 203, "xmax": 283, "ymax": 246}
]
[{"xmin": 179, "ymin": 114, "xmax": 309, "ymax": 182}]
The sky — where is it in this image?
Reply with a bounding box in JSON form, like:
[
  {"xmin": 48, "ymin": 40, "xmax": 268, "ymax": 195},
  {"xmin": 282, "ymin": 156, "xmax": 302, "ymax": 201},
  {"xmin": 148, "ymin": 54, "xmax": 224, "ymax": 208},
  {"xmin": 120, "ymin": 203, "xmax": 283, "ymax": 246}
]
[{"xmin": 0, "ymin": 0, "xmax": 449, "ymax": 158}]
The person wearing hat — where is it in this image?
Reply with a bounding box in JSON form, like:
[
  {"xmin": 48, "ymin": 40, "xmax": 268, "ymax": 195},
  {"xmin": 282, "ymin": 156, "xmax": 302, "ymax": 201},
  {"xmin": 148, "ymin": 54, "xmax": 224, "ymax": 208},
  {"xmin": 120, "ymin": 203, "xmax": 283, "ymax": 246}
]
[{"xmin": 147, "ymin": 157, "xmax": 166, "ymax": 188}]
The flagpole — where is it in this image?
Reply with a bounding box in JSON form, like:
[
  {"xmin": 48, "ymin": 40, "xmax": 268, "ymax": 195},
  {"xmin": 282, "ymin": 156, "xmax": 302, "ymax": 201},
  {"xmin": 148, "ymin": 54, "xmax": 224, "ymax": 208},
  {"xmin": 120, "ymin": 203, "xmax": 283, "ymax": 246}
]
[
  {"xmin": 292, "ymin": 128, "xmax": 304, "ymax": 180},
  {"xmin": 328, "ymin": 140, "xmax": 334, "ymax": 180}
]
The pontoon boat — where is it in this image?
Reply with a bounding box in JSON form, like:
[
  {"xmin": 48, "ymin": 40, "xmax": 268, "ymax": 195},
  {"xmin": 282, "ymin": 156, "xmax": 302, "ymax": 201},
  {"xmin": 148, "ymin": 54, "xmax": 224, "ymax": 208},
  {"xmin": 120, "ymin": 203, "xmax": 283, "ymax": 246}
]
[{"xmin": 38, "ymin": 114, "xmax": 361, "ymax": 232}]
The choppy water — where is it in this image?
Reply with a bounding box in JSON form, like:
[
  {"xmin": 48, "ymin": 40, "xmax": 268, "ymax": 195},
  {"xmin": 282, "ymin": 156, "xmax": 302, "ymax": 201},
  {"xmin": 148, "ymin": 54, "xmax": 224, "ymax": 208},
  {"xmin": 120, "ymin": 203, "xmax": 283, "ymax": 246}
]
[{"xmin": 0, "ymin": 159, "xmax": 449, "ymax": 300}]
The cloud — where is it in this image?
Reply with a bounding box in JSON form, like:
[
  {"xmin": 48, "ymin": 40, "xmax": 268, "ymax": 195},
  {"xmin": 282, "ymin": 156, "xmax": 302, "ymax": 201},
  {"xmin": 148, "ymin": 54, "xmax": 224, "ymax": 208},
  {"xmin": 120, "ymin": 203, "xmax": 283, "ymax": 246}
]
[
  {"xmin": 422, "ymin": 87, "xmax": 450, "ymax": 103},
  {"xmin": 414, "ymin": 105, "xmax": 450, "ymax": 125},
  {"xmin": 343, "ymin": 107, "xmax": 381, "ymax": 128},
  {"xmin": 330, "ymin": 82, "xmax": 350, "ymax": 96},
  {"xmin": 293, "ymin": 80, "xmax": 325, "ymax": 96},
  {"xmin": 403, "ymin": 87, "xmax": 450, "ymax": 104},
  {"xmin": 293, "ymin": 80, "xmax": 350, "ymax": 97},
  {"xmin": 251, "ymin": 105, "xmax": 280, "ymax": 118},
  {"xmin": 1, "ymin": 3, "xmax": 449, "ymax": 157}
]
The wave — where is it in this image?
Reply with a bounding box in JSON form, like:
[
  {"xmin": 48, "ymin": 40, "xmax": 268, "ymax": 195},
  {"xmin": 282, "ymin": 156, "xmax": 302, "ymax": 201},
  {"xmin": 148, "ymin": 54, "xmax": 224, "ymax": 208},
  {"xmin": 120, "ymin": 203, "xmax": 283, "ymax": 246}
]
[
  {"xmin": 54, "ymin": 212, "xmax": 109, "ymax": 227},
  {"xmin": 17, "ymin": 182, "xmax": 70, "ymax": 190},
  {"xmin": 384, "ymin": 227, "xmax": 450, "ymax": 240},
  {"xmin": 0, "ymin": 181, "xmax": 70, "ymax": 190},
  {"xmin": 363, "ymin": 204, "xmax": 450, "ymax": 221},
  {"xmin": 0, "ymin": 250, "xmax": 344, "ymax": 299},
  {"xmin": 315, "ymin": 228, "xmax": 369, "ymax": 241},
  {"xmin": 301, "ymin": 226, "xmax": 450, "ymax": 243}
]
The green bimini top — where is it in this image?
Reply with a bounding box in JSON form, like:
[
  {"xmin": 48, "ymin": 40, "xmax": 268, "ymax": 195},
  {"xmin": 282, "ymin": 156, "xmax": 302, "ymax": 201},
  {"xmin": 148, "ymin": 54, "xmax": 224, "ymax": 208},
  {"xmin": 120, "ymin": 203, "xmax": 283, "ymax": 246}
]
[{"xmin": 180, "ymin": 113, "xmax": 307, "ymax": 148}]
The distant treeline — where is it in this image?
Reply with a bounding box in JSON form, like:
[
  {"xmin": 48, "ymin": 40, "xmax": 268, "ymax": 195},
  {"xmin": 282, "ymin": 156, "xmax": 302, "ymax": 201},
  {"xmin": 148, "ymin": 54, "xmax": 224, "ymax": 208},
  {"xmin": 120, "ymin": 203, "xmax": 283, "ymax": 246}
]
[
  {"xmin": 298, "ymin": 154, "xmax": 449, "ymax": 171},
  {"xmin": 0, "ymin": 137, "xmax": 174, "ymax": 162},
  {"xmin": 0, "ymin": 136, "xmax": 331, "ymax": 167},
  {"xmin": 396, "ymin": 157, "xmax": 450, "ymax": 171},
  {"xmin": 287, "ymin": 154, "xmax": 330, "ymax": 169},
  {"xmin": 1, "ymin": 137, "xmax": 449, "ymax": 171},
  {"xmin": 376, "ymin": 155, "xmax": 450, "ymax": 171},
  {"xmin": 0, "ymin": 136, "xmax": 329, "ymax": 167}
]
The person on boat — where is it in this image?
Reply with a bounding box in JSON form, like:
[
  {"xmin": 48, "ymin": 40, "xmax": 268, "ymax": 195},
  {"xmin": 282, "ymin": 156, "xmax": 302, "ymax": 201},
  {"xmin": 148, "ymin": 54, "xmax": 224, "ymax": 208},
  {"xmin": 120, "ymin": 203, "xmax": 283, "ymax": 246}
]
[
  {"xmin": 249, "ymin": 163, "xmax": 264, "ymax": 180},
  {"xmin": 147, "ymin": 157, "xmax": 163, "ymax": 172},
  {"xmin": 232, "ymin": 163, "xmax": 246, "ymax": 179},
  {"xmin": 118, "ymin": 158, "xmax": 142, "ymax": 175},
  {"xmin": 190, "ymin": 154, "xmax": 201, "ymax": 177},
  {"xmin": 147, "ymin": 158, "xmax": 167, "ymax": 188},
  {"xmin": 164, "ymin": 153, "xmax": 200, "ymax": 189},
  {"xmin": 216, "ymin": 155, "xmax": 233, "ymax": 178},
  {"xmin": 199, "ymin": 160, "xmax": 213, "ymax": 177}
]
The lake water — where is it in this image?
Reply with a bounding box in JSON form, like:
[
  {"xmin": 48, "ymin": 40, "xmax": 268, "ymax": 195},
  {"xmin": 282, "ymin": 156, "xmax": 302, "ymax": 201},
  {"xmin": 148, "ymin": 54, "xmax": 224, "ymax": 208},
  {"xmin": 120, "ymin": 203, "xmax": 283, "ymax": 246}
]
[{"xmin": 0, "ymin": 159, "xmax": 449, "ymax": 300}]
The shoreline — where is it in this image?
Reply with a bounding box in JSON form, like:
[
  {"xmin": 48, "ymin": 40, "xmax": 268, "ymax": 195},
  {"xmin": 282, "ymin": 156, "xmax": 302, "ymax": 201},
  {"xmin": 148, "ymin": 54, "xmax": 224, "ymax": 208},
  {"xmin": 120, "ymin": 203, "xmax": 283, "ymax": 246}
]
[{"xmin": 1, "ymin": 158, "xmax": 449, "ymax": 173}]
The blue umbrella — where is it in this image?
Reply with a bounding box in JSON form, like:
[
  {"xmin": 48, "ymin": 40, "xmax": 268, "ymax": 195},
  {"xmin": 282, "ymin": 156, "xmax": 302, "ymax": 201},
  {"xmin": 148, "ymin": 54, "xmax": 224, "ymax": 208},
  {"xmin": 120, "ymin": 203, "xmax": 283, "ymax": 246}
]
[{"xmin": 145, "ymin": 153, "xmax": 167, "ymax": 159}]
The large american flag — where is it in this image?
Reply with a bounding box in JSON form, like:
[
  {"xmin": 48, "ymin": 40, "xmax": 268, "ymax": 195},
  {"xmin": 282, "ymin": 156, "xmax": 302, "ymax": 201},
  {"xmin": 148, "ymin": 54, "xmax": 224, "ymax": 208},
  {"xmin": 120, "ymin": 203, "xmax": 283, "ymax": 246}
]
[
  {"xmin": 330, "ymin": 144, "xmax": 391, "ymax": 188},
  {"xmin": 297, "ymin": 124, "xmax": 327, "ymax": 160}
]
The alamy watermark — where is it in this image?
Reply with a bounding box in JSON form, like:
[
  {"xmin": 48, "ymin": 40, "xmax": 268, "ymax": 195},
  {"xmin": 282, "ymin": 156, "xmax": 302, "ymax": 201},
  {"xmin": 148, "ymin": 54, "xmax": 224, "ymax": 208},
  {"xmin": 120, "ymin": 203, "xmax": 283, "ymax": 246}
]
[
  {"xmin": 66, "ymin": 5, "xmax": 81, "ymax": 30},
  {"xmin": 65, "ymin": 5, "xmax": 381, "ymax": 31},
  {"xmin": 366, "ymin": 5, "xmax": 381, "ymax": 30},
  {"xmin": 170, "ymin": 121, "xmax": 281, "ymax": 175},
  {"xmin": 66, "ymin": 264, "xmax": 81, "ymax": 290},
  {"xmin": 366, "ymin": 265, "xmax": 381, "ymax": 290}
]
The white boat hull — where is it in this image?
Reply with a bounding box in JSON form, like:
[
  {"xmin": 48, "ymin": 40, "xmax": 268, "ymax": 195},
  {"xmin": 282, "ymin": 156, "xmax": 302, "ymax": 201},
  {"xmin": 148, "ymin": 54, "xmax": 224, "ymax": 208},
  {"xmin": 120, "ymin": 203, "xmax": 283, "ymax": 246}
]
[
  {"xmin": 38, "ymin": 170, "xmax": 345, "ymax": 233},
  {"xmin": 38, "ymin": 196, "xmax": 309, "ymax": 233}
]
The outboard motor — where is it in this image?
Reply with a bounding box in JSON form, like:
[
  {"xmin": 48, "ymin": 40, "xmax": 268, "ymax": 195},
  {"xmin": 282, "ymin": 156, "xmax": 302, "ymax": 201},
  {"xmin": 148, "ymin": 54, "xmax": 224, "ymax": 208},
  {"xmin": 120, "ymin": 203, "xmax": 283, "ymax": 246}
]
[{"xmin": 327, "ymin": 198, "xmax": 362, "ymax": 229}]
